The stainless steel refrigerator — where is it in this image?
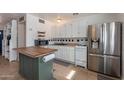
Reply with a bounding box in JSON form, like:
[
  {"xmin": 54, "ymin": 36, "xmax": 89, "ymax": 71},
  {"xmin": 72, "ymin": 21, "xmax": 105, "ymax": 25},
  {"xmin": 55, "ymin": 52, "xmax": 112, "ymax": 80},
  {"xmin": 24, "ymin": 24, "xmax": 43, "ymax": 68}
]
[{"xmin": 88, "ymin": 22, "xmax": 122, "ymax": 78}]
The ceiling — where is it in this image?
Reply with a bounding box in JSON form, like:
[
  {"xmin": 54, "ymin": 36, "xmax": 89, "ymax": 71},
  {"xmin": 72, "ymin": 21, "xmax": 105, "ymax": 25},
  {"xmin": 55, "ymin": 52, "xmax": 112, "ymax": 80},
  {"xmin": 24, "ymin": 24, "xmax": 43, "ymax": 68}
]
[
  {"xmin": 0, "ymin": 13, "xmax": 98, "ymax": 25},
  {"xmin": 31, "ymin": 13, "xmax": 98, "ymax": 23}
]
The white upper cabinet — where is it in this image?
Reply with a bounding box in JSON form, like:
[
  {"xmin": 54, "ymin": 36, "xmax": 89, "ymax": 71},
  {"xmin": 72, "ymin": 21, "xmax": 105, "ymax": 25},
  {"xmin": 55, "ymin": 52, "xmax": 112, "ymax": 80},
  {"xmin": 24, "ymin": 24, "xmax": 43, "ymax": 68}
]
[
  {"xmin": 78, "ymin": 21, "xmax": 88, "ymax": 37},
  {"xmin": 54, "ymin": 26, "xmax": 58, "ymax": 38},
  {"xmin": 65, "ymin": 23, "xmax": 71, "ymax": 38},
  {"xmin": 72, "ymin": 22, "xmax": 78, "ymax": 37},
  {"xmin": 56, "ymin": 24, "xmax": 67, "ymax": 38},
  {"xmin": 58, "ymin": 25, "xmax": 62, "ymax": 38},
  {"xmin": 51, "ymin": 25, "xmax": 57, "ymax": 38},
  {"xmin": 43, "ymin": 22, "xmax": 53, "ymax": 39},
  {"xmin": 51, "ymin": 20, "xmax": 88, "ymax": 38},
  {"xmin": 61, "ymin": 24, "xmax": 66, "ymax": 38}
]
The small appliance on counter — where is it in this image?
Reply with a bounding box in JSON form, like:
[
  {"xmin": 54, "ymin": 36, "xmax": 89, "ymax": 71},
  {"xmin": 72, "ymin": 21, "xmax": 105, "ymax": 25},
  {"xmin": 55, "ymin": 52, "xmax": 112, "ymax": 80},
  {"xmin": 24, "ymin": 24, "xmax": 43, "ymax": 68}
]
[{"xmin": 35, "ymin": 39, "xmax": 49, "ymax": 46}]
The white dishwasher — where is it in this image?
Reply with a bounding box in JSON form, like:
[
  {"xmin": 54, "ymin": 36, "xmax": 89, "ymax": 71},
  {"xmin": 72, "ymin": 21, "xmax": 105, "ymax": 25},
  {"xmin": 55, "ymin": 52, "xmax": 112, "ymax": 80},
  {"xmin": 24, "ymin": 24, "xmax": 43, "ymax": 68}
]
[{"xmin": 75, "ymin": 46, "xmax": 87, "ymax": 68}]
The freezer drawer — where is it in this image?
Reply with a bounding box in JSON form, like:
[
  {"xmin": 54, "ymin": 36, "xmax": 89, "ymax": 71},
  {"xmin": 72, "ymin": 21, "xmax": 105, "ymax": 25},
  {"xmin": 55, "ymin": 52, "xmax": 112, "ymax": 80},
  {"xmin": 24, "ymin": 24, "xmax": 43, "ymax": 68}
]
[
  {"xmin": 88, "ymin": 54, "xmax": 104, "ymax": 74},
  {"xmin": 88, "ymin": 54, "xmax": 121, "ymax": 78}
]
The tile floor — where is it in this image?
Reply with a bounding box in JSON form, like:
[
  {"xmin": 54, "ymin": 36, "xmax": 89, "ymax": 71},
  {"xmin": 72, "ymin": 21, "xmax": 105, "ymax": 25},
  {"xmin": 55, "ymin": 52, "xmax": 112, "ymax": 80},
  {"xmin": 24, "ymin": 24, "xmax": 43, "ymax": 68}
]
[
  {"xmin": 53, "ymin": 60, "xmax": 97, "ymax": 80},
  {"xmin": 0, "ymin": 56, "xmax": 24, "ymax": 80},
  {"xmin": 0, "ymin": 55, "xmax": 97, "ymax": 80}
]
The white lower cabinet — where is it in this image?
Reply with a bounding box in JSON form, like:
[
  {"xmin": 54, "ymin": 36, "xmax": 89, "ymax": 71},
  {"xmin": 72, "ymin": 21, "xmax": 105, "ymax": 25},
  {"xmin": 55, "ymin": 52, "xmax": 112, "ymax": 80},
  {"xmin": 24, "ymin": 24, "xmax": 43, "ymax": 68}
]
[
  {"xmin": 69, "ymin": 47, "xmax": 75, "ymax": 63},
  {"xmin": 66, "ymin": 47, "xmax": 75, "ymax": 63},
  {"xmin": 47, "ymin": 45, "xmax": 87, "ymax": 66},
  {"xmin": 47, "ymin": 45, "xmax": 75, "ymax": 63}
]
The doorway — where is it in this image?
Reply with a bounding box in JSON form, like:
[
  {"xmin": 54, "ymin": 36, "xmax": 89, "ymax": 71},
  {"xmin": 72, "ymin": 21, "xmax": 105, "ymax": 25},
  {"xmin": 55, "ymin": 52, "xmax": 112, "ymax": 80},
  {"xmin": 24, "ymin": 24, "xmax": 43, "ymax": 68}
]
[
  {"xmin": 0, "ymin": 30, "xmax": 3, "ymax": 55},
  {"xmin": 18, "ymin": 22, "xmax": 26, "ymax": 48}
]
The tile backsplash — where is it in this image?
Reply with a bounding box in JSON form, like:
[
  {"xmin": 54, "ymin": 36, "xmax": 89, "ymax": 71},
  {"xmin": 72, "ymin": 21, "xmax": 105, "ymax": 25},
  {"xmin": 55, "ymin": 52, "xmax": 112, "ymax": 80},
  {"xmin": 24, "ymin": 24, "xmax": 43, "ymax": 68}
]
[{"xmin": 48, "ymin": 37, "xmax": 88, "ymax": 45}]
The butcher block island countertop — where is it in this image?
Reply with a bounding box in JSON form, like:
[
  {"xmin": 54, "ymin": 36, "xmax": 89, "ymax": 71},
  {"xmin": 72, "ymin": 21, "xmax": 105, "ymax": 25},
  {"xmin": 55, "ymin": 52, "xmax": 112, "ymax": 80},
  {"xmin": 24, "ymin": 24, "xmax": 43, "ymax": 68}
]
[
  {"xmin": 14, "ymin": 46, "xmax": 57, "ymax": 80},
  {"xmin": 15, "ymin": 46, "xmax": 57, "ymax": 58}
]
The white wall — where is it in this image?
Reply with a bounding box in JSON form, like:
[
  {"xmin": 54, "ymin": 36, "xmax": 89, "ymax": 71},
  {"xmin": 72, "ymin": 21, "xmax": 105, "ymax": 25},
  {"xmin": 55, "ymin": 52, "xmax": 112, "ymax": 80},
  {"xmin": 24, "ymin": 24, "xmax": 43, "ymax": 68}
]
[
  {"xmin": 26, "ymin": 14, "xmax": 54, "ymax": 47},
  {"xmin": 26, "ymin": 14, "xmax": 38, "ymax": 47}
]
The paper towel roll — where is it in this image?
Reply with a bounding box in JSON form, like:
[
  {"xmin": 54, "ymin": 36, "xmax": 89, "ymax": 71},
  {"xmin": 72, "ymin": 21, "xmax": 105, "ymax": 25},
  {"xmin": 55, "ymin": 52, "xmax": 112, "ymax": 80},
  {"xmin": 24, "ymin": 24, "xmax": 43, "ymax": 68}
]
[{"xmin": 42, "ymin": 54, "xmax": 55, "ymax": 63}]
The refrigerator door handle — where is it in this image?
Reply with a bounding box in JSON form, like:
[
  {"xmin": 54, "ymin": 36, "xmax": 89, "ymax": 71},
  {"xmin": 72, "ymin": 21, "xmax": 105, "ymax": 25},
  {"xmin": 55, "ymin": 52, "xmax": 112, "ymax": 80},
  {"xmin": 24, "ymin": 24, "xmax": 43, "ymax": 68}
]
[
  {"xmin": 102, "ymin": 23, "xmax": 106, "ymax": 54},
  {"xmin": 99, "ymin": 24, "xmax": 103, "ymax": 53},
  {"xmin": 89, "ymin": 54, "xmax": 104, "ymax": 57},
  {"xmin": 89, "ymin": 54, "xmax": 119, "ymax": 59}
]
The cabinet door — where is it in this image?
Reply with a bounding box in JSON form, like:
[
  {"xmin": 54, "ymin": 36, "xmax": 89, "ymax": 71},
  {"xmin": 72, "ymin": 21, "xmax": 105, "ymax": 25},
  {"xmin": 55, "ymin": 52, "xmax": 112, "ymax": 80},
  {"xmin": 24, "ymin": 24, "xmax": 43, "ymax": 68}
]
[
  {"xmin": 51, "ymin": 26, "xmax": 56, "ymax": 38},
  {"xmin": 55, "ymin": 46, "xmax": 59, "ymax": 58},
  {"xmin": 62, "ymin": 47, "xmax": 75, "ymax": 63},
  {"xmin": 58, "ymin": 46, "xmax": 62, "ymax": 59},
  {"xmin": 78, "ymin": 21, "xmax": 87, "ymax": 37},
  {"xmin": 63, "ymin": 46, "xmax": 67, "ymax": 61},
  {"xmin": 64, "ymin": 46, "xmax": 67, "ymax": 60},
  {"xmin": 45, "ymin": 27, "xmax": 51, "ymax": 39},
  {"xmin": 59, "ymin": 26, "xmax": 63, "ymax": 38},
  {"xmin": 69, "ymin": 47, "xmax": 75, "ymax": 63},
  {"xmin": 66, "ymin": 23, "xmax": 72, "ymax": 37},
  {"xmin": 53, "ymin": 46, "xmax": 58, "ymax": 58},
  {"xmin": 61, "ymin": 46, "xmax": 65, "ymax": 59},
  {"xmin": 56, "ymin": 26, "xmax": 60, "ymax": 38},
  {"xmin": 64, "ymin": 24, "xmax": 67, "ymax": 38},
  {"xmin": 72, "ymin": 22, "xmax": 78, "ymax": 37},
  {"xmin": 62, "ymin": 24, "xmax": 67, "ymax": 38}
]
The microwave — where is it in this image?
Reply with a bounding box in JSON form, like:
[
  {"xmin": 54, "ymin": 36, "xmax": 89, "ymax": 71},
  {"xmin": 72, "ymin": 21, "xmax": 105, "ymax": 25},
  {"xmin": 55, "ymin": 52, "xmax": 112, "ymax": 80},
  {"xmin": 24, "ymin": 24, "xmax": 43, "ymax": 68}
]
[{"xmin": 35, "ymin": 40, "xmax": 49, "ymax": 46}]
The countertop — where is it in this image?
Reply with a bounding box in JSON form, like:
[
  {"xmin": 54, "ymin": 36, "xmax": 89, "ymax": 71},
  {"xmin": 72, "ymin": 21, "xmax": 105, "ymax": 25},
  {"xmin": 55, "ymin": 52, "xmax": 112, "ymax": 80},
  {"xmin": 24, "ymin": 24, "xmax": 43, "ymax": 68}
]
[
  {"xmin": 14, "ymin": 46, "xmax": 57, "ymax": 58},
  {"xmin": 43, "ymin": 44, "xmax": 87, "ymax": 47}
]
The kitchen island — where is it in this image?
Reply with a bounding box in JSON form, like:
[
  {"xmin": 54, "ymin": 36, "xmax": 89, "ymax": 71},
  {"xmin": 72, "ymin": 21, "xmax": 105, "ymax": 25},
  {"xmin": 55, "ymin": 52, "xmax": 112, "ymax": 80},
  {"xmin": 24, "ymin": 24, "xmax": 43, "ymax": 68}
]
[{"xmin": 15, "ymin": 46, "xmax": 57, "ymax": 80}]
